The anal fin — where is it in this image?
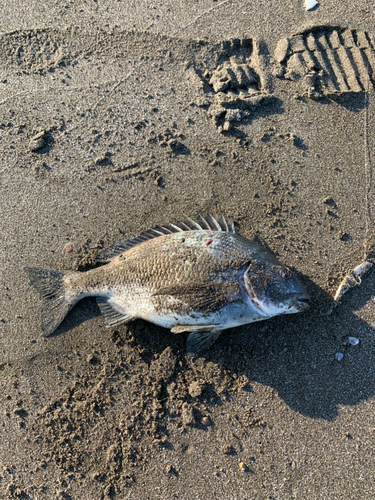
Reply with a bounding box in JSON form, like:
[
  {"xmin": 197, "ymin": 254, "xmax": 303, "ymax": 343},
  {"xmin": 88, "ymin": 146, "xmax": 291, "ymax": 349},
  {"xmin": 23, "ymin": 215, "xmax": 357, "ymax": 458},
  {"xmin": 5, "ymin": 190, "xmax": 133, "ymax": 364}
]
[{"xmin": 96, "ymin": 297, "xmax": 133, "ymax": 328}]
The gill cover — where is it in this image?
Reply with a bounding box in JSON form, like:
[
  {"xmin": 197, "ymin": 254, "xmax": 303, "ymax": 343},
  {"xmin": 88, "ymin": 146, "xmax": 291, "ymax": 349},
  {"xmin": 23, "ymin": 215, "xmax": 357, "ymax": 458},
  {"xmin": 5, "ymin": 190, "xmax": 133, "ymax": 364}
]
[{"xmin": 243, "ymin": 260, "xmax": 308, "ymax": 316}]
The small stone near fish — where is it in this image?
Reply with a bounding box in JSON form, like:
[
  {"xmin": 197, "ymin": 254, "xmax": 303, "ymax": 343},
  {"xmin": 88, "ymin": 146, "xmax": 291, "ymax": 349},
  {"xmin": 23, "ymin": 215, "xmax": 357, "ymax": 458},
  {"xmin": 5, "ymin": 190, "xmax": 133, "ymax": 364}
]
[
  {"xmin": 238, "ymin": 462, "xmax": 250, "ymax": 472},
  {"xmin": 64, "ymin": 243, "xmax": 74, "ymax": 254},
  {"xmin": 305, "ymin": 0, "xmax": 319, "ymax": 10},
  {"xmin": 201, "ymin": 416, "xmax": 211, "ymax": 427},
  {"xmin": 335, "ymin": 352, "xmax": 344, "ymax": 362},
  {"xmin": 348, "ymin": 337, "xmax": 359, "ymax": 346},
  {"xmin": 29, "ymin": 131, "xmax": 47, "ymax": 152}
]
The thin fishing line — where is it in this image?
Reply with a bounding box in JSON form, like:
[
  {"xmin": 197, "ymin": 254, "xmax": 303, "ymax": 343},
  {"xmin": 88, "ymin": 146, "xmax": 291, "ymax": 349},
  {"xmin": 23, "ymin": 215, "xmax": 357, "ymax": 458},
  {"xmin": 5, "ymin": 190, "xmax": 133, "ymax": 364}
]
[{"xmin": 363, "ymin": 63, "xmax": 373, "ymax": 260}]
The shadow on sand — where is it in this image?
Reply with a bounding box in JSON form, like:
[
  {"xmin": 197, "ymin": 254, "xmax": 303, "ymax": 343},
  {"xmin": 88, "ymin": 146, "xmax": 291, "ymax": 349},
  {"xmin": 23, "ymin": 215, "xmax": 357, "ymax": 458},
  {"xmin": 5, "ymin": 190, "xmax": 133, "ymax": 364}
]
[
  {"xmin": 128, "ymin": 269, "xmax": 375, "ymax": 421},
  {"xmin": 202, "ymin": 269, "xmax": 375, "ymax": 421}
]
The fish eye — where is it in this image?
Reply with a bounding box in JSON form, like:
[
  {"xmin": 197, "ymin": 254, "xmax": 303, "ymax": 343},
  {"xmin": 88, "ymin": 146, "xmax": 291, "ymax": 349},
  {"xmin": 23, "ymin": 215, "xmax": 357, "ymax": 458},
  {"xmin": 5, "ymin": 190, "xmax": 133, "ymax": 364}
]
[{"xmin": 279, "ymin": 268, "xmax": 289, "ymax": 279}]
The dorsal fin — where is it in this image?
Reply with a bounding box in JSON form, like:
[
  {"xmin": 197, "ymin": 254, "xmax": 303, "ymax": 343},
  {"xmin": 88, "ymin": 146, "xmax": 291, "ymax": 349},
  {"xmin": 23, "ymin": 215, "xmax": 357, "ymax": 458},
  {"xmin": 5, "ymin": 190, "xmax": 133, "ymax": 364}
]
[{"xmin": 96, "ymin": 214, "xmax": 235, "ymax": 263}]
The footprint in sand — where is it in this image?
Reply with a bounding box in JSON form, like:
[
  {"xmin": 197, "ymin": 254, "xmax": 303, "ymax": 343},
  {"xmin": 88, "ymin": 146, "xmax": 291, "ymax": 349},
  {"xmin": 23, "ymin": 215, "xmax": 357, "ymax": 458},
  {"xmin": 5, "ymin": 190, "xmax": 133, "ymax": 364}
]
[
  {"xmin": 274, "ymin": 27, "xmax": 375, "ymax": 99},
  {"xmin": 194, "ymin": 38, "xmax": 275, "ymax": 133}
]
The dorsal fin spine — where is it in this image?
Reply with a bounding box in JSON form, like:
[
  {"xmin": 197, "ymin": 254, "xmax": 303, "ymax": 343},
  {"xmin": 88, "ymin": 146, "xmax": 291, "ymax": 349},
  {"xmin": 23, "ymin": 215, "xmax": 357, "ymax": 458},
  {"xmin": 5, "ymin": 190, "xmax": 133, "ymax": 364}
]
[
  {"xmin": 96, "ymin": 214, "xmax": 235, "ymax": 262},
  {"xmin": 169, "ymin": 224, "xmax": 184, "ymax": 232},
  {"xmin": 206, "ymin": 213, "xmax": 222, "ymax": 231}
]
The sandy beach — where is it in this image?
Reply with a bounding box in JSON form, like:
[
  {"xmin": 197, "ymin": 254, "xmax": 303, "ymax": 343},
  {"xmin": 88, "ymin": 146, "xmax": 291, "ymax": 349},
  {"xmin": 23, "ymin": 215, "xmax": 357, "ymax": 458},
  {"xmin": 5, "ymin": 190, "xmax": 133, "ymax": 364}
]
[{"xmin": 1, "ymin": 1, "xmax": 375, "ymax": 498}]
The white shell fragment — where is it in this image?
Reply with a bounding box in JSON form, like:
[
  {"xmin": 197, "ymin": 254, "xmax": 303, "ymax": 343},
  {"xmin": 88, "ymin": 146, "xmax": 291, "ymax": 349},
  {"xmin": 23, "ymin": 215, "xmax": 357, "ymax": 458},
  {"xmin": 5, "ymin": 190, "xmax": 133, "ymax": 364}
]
[
  {"xmin": 334, "ymin": 261, "xmax": 373, "ymax": 303},
  {"xmin": 305, "ymin": 0, "xmax": 319, "ymax": 11},
  {"xmin": 352, "ymin": 261, "xmax": 373, "ymax": 279},
  {"xmin": 348, "ymin": 337, "xmax": 359, "ymax": 346},
  {"xmin": 335, "ymin": 352, "xmax": 344, "ymax": 362}
]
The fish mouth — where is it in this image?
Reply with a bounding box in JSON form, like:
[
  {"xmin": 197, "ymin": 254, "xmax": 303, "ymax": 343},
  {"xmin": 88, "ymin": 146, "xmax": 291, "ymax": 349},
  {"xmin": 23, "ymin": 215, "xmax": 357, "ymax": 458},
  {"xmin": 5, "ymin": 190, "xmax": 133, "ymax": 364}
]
[
  {"xmin": 294, "ymin": 295, "xmax": 310, "ymax": 311},
  {"xmin": 282, "ymin": 294, "xmax": 310, "ymax": 314}
]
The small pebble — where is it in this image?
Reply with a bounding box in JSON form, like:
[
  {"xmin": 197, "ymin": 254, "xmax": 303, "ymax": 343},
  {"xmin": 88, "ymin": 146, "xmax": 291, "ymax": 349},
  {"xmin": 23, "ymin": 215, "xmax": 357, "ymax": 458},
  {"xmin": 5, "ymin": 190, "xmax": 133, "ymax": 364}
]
[
  {"xmin": 65, "ymin": 244, "xmax": 74, "ymax": 254},
  {"xmin": 29, "ymin": 131, "xmax": 47, "ymax": 152},
  {"xmin": 238, "ymin": 462, "xmax": 250, "ymax": 472},
  {"xmin": 335, "ymin": 352, "xmax": 344, "ymax": 361},
  {"xmin": 201, "ymin": 416, "xmax": 211, "ymax": 427},
  {"xmin": 305, "ymin": 0, "xmax": 319, "ymax": 10},
  {"xmin": 348, "ymin": 337, "xmax": 359, "ymax": 346}
]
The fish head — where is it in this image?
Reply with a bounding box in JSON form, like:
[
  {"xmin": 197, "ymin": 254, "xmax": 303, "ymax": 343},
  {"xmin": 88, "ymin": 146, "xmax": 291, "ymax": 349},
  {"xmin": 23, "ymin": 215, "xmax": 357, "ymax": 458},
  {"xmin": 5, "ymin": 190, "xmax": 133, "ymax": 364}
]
[{"xmin": 243, "ymin": 257, "xmax": 310, "ymax": 317}]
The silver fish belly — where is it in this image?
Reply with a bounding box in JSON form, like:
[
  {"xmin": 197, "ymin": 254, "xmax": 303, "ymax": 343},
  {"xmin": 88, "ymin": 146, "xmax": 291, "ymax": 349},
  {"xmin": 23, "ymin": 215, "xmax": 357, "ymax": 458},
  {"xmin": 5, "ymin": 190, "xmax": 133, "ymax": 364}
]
[{"xmin": 25, "ymin": 215, "xmax": 309, "ymax": 355}]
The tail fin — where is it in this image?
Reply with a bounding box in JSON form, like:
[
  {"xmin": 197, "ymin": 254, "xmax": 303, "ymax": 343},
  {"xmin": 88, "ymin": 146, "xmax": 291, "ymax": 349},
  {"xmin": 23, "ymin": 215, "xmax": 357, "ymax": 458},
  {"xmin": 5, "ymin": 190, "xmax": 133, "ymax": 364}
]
[{"xmin": 24, "ymin": 266, "xmax": 76, "ymax": 337}]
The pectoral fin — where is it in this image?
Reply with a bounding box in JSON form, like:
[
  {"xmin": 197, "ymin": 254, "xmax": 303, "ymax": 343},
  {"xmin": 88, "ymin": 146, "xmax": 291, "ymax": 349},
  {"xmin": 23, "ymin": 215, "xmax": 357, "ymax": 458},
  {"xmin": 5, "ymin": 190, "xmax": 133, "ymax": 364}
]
[
  {"xmin": 187, "ymin": 330, "xmax": 222, "ymax": 357},
  {"xmin": 171, "ymin": 324, "xmax": 223, "ymax": 356},
  {"xmin": 170, "ymin": 325, "xmax": 223, "ymax": 355},
  {"xmin": 96, "ymin": 297, "xmax": 133, "ymax": 327}
]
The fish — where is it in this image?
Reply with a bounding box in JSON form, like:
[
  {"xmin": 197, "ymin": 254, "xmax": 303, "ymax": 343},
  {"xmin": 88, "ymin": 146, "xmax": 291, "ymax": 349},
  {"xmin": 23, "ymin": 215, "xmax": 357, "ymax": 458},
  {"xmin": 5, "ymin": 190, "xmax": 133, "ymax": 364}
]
[{"xmin": 24, "ymin": 214, "xmax": 309, "ymax": 356}]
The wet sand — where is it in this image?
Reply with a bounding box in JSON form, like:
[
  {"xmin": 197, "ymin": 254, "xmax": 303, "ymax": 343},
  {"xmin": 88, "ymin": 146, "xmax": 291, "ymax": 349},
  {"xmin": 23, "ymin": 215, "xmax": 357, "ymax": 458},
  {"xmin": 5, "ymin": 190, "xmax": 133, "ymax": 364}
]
[{"xmin": 1, "ymin": 1, "xmax": 375, "ymax": 498}]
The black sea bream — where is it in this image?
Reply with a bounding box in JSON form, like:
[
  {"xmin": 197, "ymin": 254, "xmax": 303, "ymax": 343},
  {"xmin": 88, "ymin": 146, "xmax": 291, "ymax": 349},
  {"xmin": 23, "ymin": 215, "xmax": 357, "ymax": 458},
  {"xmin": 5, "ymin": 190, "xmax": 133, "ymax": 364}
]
[{"xmin": 25, "ymin": 215, "xmax": 309, "ymax": 355}]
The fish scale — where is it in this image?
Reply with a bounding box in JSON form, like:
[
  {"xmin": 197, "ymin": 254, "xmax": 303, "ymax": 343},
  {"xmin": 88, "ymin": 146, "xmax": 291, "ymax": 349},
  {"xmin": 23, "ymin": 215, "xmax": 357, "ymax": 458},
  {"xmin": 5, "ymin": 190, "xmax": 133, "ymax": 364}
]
[{"xmin": 25, "ymin": 215, "xmax": 309, "ymax": 356}]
